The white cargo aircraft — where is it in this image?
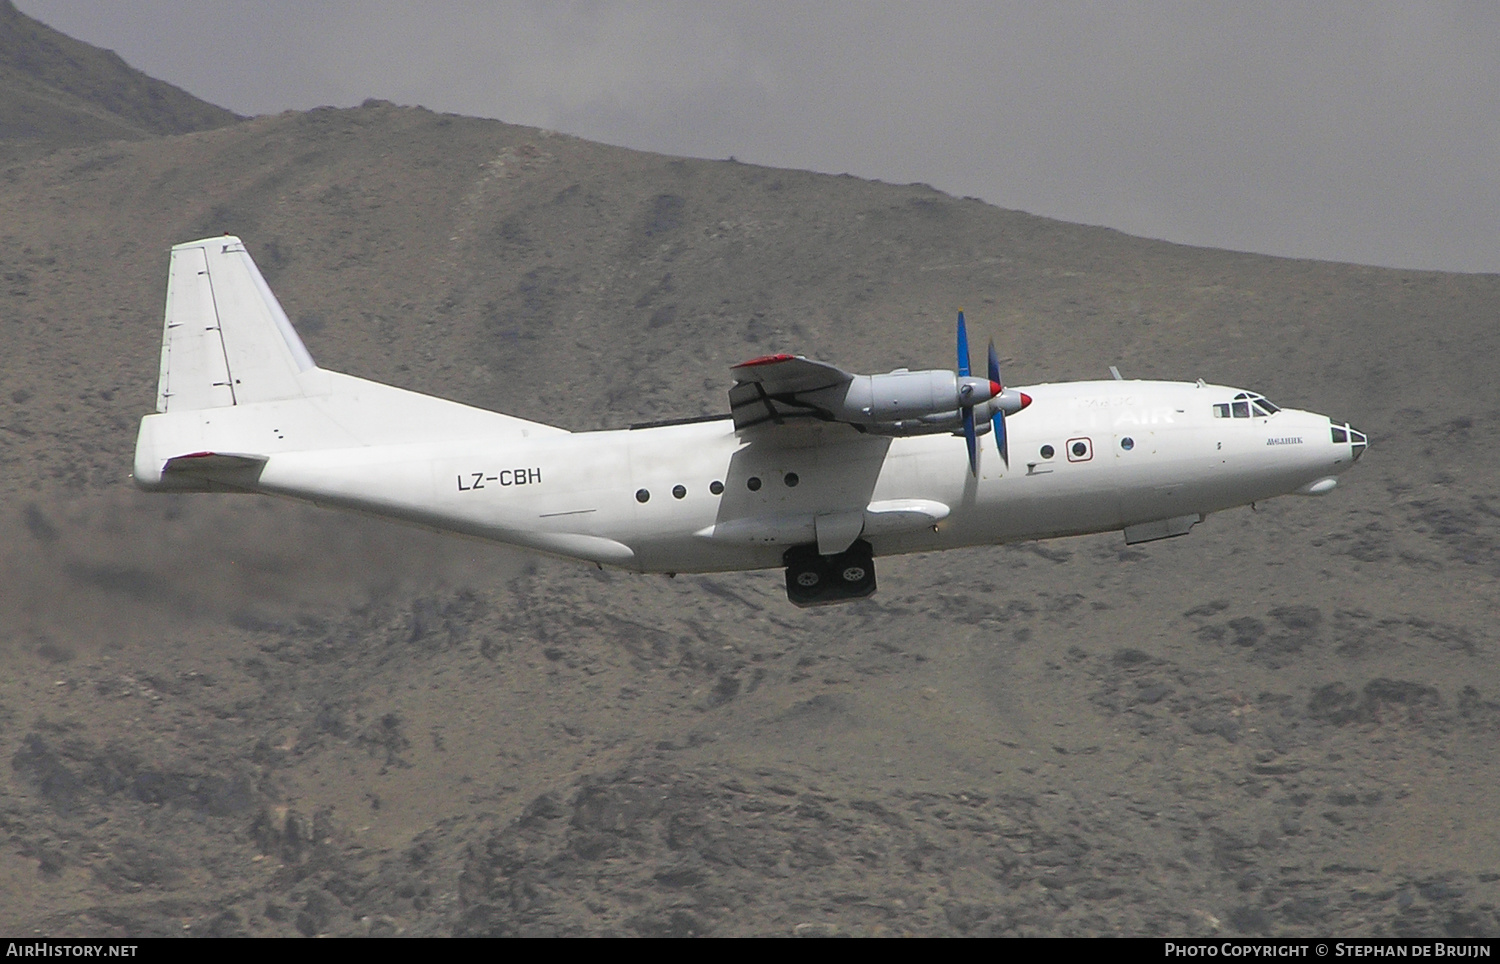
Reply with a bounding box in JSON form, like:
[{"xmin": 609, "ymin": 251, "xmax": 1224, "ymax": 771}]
[{"xmin": 134, "ymin": 237, "xmax": 1367, "ymax": 606}]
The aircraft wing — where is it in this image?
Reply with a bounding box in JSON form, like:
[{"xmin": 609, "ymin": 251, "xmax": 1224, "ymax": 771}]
[{"xmin": 728, "ymin": 354, "xmax": 854, "ymax": 431}]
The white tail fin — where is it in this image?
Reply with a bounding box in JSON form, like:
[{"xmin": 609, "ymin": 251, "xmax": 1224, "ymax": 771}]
[
  {"xmin": 156, "ymin": 235, "xmax": 316, "ymax": 412},
  {"xmin": 136, "ymin": 236, "xmax": 568, "ymax": 491}
]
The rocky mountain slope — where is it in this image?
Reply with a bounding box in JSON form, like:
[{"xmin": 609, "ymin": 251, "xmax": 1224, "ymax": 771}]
[
  {"xmin": 1, "ymin": 24, "xmax": 1498, "ymax": 937},
  {"xmin": 0, "ymin": 0, "xmax": 238, "ymax": 162}
]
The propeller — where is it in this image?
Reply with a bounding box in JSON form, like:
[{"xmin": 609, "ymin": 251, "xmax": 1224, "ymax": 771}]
[
  {"xmin": 989, "ymin": 339, "xmax": 1009, "ymax": 469},
  {"xmin": 957, "ymin": 311, "xmax": 979, "ymax": 476},
  {"xmin": 957, "ymin": 312, "xmax": 1026, "ymax": 474}
]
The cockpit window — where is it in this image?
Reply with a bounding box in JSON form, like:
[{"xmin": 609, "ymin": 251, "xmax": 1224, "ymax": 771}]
[{"xmin": 1216, "ymin": 392, "xmax": 1280, "ymax": 418}]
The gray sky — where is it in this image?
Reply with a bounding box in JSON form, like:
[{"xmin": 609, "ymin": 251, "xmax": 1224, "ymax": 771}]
[{"xmin": 18, "ymin": 1, "xmax": 1500, "ymax": 273}]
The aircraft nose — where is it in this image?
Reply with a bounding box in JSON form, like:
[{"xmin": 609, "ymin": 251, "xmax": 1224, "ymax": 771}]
[
  {"xmin": 1330, "ymin": 420, "xmax": 1368, "ymax": 461},
  {"xmin": 1349, "ymin": 425, "xmax": 1368, "ymax": 460}
]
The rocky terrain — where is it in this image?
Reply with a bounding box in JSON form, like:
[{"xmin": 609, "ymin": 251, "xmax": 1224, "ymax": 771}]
[
  {"xmin": 0, "ymin": 1, "xmax": 238, "ymax": 164},
  {"xmin": 2, "ymin": 3, "xmax": 1499, "ymax": 937}
]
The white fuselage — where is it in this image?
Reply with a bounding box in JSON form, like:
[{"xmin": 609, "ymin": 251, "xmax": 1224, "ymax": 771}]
[{"xmin": 135, "ymin": 376, "xmax": 1361, "ymax": 574}]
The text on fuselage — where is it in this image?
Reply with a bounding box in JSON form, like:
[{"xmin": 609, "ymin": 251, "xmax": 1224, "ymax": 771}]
[
  {"xmin": 1112, "ymin": 407, "xmax": 1178, "ymax": 426},
  {"xmin": 457, "ymin": 467, "xmax": 542, "ymax": 491}
]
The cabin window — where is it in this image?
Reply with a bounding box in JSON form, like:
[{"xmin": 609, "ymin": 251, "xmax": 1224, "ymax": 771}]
[
  {"xmin": 1067, "ymin": 438, "xmax": 1093, "ymax": 461},
  {"xmin": 635, "ymin": 488, "xmax": 650, "ymax": 503},
  {"xmin": 1040, "ymin": 444, "xmax": 1055, "ymax": 459},
  {"xmin": 785, "ymin": 472, "xmax": 800, "ymax": 487},
  {"xmin": 1120, "ymin": 437, "xmax": 1134, "ymax": 451},
  {"xmin": 672, "ymin": 484, "xmax": 687, "ymax": 499},
  {"xmin": 710, "ymin": 480, "xmax": 725, "ymax": 495}
]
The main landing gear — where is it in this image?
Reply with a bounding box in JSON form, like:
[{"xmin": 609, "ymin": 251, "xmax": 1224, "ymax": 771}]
[{"xmin": 783, "ymin": 539, "xmax": 877, "ymax": 607}]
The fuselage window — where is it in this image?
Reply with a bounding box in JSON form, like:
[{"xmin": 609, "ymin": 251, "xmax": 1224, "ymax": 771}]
[
  {"xmin": 785, "ymin": 472, "xmax": 800, "ymax": 487},
  {"xmin": 1040, "ymin": 444, "xmax": 1055, "ymax": 459},
  {"xmin": 672, "ymin": 484, "xmax": 687, "ymax": 499},
  {"xmin": 636, "ymin": 488, "xmax": 650, "ymax": 503},
  {"xmin": 1213, "ymin": 403, "xmax": 1230, "ymax": 418}
]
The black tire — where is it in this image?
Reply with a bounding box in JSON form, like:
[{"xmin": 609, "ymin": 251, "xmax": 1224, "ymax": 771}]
[
  {"xmin": 838, "ymin": 564, "xmax": 867, "ymax": 585},
  {"xmin": 783, "ymin": 544, "xmax": 830, "ymax": 607}
]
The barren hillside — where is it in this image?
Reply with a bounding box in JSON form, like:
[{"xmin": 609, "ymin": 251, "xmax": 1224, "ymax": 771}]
[{"xmin": 1, "ymin": 24, "xmax": 1499, "ymax": 937}]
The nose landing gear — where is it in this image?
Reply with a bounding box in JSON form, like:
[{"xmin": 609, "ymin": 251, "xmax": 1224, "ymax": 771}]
[{"xmin": 783, "ymin": 540, "xmax": 877, "ymax": 607}]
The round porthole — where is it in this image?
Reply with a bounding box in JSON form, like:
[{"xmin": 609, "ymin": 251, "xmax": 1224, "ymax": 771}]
[
  {"xmin": 710, "ymin": 480, "xmax": 724, "ymax": 495},
  {"xmin": 672, "ymin": 484, "xmax": 687, "ymax": 499},
  {"xmin": 1040, "ymin": 444, "xmax": 1055, "ymax": 459},
  {"xmin": 1071, "ymin": 441, "xmax": 1088, "ymax": 458},
  {"xmin": 785, "ymin": 472, "xmax": 800, "ymax": 487},
  {"xmin": 747, "ymin": 476, "xmax": 762, "ymax": 491},
  {"xmin": 1120, "ymin": 437, "xmax": 1134, "ymax": 451},
  {"xmin": 635, "ymin": 488, "xmax": 650, "ymax": 503}
]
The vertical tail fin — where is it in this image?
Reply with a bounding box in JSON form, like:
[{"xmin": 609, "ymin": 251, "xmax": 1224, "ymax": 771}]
[
  {"xmin": 156, "ymin": 235, "xmax": 317, "ymax": 413},
  {"xmin": 137, "ymin": 234, "xmax": 570, "ymax": 491}
]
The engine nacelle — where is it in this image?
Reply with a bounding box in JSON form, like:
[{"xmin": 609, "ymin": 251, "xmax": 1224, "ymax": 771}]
[
  {"xmin": 832, "ymin": 370, "xmax": 1000, "ymax": 422},
  {"xmin": 861, "ymin": 391, "xmax": 1031, "ymax": 438}
]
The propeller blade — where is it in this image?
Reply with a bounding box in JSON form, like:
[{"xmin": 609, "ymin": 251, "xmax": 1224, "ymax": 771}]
[
  {"xmin": 992, "ymin": 409, "xmax": 1008, "ymax": 469},
  {"xmin": 959, "ymin": 313, "xmax": 978, "ymax": 474},
  {"xmin": 963, "ymin": 406, "xmax": 979, "ymax": 476},
  {"xmin": 957, "ymin": 311, "xmax": 971, "ymax": 378},
  {"xmin": 989, "ymin": 340, "xmax": 1008, "ymax": 468}
]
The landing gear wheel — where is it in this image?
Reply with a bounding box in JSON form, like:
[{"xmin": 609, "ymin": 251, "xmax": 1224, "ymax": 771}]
[
  {"xmin": 839, "ymin": 564, "xmax": 868, "ymax": 585},
  {"xmin": 783, "ymin": 540, "xmax": 876, "ymax": 607},
  {"xmin": 783, "ymin": 544, "xmax": 829, "ymax": 607}
]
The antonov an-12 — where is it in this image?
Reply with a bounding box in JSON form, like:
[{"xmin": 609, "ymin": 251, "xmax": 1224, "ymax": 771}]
[{"xmin": 133, "ymin": 237, "xmax": 1367, "ymax": 606}]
